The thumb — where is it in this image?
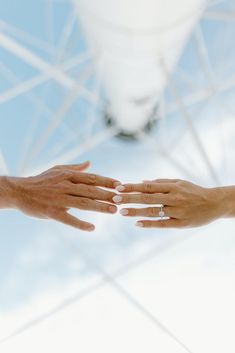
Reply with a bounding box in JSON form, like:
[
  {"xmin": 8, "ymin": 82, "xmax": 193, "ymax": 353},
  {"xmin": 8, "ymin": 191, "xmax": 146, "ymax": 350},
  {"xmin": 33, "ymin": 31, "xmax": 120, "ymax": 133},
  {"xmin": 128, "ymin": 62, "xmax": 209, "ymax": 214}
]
[{"xmin": 76, "ymin": 161, "xmax": 91, "ymax": 172}]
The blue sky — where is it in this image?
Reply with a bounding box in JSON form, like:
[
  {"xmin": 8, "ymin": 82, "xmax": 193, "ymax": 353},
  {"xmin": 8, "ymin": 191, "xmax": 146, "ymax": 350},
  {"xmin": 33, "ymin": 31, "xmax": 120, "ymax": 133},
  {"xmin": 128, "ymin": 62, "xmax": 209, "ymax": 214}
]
[{"xmin": 1, "ymin": 1, "xmax": 235, "ymax": 351}]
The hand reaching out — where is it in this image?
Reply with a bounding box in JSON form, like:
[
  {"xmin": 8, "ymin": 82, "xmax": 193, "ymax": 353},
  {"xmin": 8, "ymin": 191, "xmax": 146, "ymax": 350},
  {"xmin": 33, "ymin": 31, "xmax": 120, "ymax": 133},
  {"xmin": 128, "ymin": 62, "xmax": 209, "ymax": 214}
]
[
  {"xmin": 1, "ymin": 167, "xmax": 234, "ymax": 231},
  {"xmin": 114, "ymin": 179, "xmax": 226, "ymax": 229},
  {"xmin": 1, "ymin": 161, "xmax": 120, "ymax": 231}
]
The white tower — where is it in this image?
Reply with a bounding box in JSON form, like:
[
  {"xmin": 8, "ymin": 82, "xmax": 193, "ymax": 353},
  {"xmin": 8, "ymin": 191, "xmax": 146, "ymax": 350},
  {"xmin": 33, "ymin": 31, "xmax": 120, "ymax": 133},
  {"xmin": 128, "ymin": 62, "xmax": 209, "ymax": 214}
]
[{"xmin": 74, "ymin": 0, "xmax": 207, "ymax": 136}]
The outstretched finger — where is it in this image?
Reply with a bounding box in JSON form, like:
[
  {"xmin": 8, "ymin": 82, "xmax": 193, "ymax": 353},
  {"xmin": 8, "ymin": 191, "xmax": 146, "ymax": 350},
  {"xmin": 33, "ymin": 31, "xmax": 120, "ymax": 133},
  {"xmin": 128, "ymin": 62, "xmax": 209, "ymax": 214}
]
[
  {"xmin": 112, "ymin": 193, "xmax": 172, "ymax": 206},
  {"xmin": 119, "ymin": 206, "xmax": 175, "ymax": 218},
  {"xmin": 57, "ymin": 195, "xmax": 118, "ymax": 214},
  {"xmin": 64, "ymin": 183, "xmax": 117, "ymax": 203},
  {"xmin": 69, "ymin": 172, "xmax": 121, "ymax": 189},
  {"xmin": 135, "ymin": 219, "xmax": 186, "ymax": 228},
  {"xmin": 49, "ymin": 209, "xmax": 95, "ymax": 231},
  {"xmin": 116, "ymin": 183, "xmax": 173, "ymax": 193}
]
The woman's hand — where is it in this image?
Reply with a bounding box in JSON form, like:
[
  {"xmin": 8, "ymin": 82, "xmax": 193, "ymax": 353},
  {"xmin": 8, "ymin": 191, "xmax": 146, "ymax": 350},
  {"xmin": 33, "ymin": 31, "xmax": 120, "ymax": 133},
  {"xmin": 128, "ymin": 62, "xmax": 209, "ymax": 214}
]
[
  {"xmin": 114, "ymin": 179, "xmax": 226, "ymax": 229},
  {"xmin": 4, "ymin": 161, "xmax": 120, "ymax": 231}
]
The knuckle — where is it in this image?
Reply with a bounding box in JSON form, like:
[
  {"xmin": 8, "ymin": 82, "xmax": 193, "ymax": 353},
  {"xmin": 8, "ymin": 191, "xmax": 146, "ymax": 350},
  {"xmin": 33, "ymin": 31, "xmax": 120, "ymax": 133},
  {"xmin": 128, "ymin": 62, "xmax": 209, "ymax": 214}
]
[
  {"xmin": 142, "ymin": 194, "xmax": 154, "ymax": 203},
  {"xmin": 57, "ymin": 182, "xmax": 71, "ymax": 192},
  {"xmin": 129, "ymin": 209, "xmax": 137, "ymax": 216},
  {"xmin": 79, "ymin": 198, "xmax": 89, "ymax": 208},
  {"xmin": 81, "ymin": 184, "xmax": 91, "ymax": 194},
  {"xmin": 148, "ymin": 207, "xmax": 157, "ymax": 217},
  {"xmin": 88, "ymin": 173, "xmax": 97, "ymax": 184},
  {"xmin": 61, "ymin": 170, "xmax": 72, "ymax": 178},
  {"xmin": 123, "ymin": 195, "xmax": 130, "ymax": 203},
  {"xmin": 171, "ymin": 184, "xmax": 178, "ymax": 192},
  {"xmin": 145, "ymin": 184, "xmax": 153, "ymax": 192},
  {"xmin": 46, "ymin": 207, "xmax": 59, "ymax": 217},
  {"xmin": 159, "ymin": 220, "xmax": 168, "ymax": 228},
  {"xmin": 174, "ymin": 192, "xmax": 184, "ymax": 203}
]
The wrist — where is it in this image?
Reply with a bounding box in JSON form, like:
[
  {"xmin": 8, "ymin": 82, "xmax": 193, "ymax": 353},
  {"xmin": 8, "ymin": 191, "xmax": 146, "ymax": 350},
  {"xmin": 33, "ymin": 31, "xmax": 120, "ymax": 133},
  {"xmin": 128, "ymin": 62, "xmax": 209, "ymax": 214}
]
[
  {"xmin": 210, "ymin": 186, "xmax": 235, "ymax": 219},
  {"xmin": 0, "ymin": 176, "xmax": 19, "ymax": 209}
]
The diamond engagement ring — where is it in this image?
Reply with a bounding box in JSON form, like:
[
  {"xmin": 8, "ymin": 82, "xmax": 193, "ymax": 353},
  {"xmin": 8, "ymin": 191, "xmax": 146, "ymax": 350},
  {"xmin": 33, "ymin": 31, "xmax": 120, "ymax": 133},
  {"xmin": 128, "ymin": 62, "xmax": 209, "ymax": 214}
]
[{"xmin": 159, "ymin": 205, "xmax": 165, "ymax": 219}]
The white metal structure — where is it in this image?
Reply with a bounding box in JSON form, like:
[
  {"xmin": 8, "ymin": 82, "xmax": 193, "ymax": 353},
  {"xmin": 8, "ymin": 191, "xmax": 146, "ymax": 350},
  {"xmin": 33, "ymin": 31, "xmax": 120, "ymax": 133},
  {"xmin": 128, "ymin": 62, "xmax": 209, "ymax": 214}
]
[{"xmin": 75, "ymin": 0, "xmax": 207, "ymax": 135}]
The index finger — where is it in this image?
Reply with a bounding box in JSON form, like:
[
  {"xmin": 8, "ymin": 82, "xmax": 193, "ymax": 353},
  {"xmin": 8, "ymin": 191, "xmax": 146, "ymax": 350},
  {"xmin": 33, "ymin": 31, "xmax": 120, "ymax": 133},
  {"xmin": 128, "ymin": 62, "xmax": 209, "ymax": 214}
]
[
  {"xmin": 69, "ymin": 172, "xmax": 121, "ymax": 189},
  {"xmin": 116, "ymin": 183, "xmax": 173, "ymax": 193}
]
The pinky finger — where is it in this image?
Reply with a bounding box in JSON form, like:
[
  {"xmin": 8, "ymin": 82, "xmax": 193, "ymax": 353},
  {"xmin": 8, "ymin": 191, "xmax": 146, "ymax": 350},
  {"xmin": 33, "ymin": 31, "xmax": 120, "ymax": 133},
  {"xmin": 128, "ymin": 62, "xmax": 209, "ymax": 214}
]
[
  {"xmin": 50, "ymin": 210, "xmax": 95, "ymax": 231},
  {"xmin": 136, "ymin": 219, "xmax": 185, "ymax": 228}
]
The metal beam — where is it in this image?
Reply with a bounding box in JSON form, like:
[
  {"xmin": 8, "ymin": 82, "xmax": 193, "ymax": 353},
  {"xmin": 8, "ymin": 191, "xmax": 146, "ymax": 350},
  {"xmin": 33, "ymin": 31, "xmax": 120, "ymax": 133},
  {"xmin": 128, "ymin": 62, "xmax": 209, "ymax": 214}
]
[
  {"xmin": 22, "ymin": 127, "xmax": 117, "ymax": 176},
  {"xmin": 0, "ymin": 33, "xmax": 97, "ymax": 103},
  {"xmin": 0, "ymin": 52, "xmax": 94, "ymax": 105},
  {"xmin": 22, "ymin": 64, "xmax": 95, "ymax": 170},
  {"xmin": 159, "ymin": 58, "xmax": 220, "ymax": 185}
]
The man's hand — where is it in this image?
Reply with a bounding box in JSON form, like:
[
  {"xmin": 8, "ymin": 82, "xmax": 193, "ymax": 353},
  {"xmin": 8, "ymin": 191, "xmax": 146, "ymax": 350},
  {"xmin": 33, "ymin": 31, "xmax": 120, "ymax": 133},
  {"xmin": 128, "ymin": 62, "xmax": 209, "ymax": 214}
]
[
  {"xmin": 114, "ymin": 179, "xmax": 225, "ymax": 229},
  {"xmin": 2, "ymin": 161, "xmax": 120, "ymax": 231}
]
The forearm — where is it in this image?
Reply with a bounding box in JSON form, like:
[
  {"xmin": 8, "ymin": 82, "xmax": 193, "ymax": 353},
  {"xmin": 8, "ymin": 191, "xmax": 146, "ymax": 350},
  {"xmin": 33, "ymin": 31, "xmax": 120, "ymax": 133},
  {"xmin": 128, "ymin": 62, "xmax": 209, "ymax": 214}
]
[
  {"xmin": 215, "ymin": 186, "xmax": 235, "ymax": 218},
  {"xmin": 0, "ymin": 176, "xmax": 17, "ymax": 209}
]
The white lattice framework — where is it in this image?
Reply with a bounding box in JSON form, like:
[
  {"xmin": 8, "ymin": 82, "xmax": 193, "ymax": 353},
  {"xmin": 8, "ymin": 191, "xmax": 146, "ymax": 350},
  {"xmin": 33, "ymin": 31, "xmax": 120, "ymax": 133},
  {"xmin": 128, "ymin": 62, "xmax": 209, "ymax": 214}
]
[{"xmin": 0, "ymin": 0, "xmax": 235, "ymax": 351}]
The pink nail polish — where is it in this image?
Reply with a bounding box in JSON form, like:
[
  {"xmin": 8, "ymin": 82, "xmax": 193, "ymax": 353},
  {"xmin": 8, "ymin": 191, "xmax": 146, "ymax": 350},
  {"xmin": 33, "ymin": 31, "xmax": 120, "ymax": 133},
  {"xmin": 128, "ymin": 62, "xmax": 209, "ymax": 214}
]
[
  {"xmin": 120, "ymin": 209, "xmax": 128, "ymax": 216},
  {"xmin": 113, "ymin": 195, "xmax": 123, "ymax": 203},
  {"xmin": 116, "ymin": 185, "xmax": 125, "ymax": 192},
  {"xmin": 136, "ymin": 221, "xmax": 144, "ymax": 227},
  {"xmin": 109, "ymin": 206, "xmax": 117, "ymax": 213}
]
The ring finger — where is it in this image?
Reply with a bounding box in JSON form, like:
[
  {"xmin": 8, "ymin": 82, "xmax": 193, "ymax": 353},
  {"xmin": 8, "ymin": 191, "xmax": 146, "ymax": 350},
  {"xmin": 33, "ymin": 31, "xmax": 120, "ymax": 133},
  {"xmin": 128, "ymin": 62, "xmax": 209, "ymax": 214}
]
[{"xmin": 60, "ymin": 196, "xmax": 118, "ymax": 214}]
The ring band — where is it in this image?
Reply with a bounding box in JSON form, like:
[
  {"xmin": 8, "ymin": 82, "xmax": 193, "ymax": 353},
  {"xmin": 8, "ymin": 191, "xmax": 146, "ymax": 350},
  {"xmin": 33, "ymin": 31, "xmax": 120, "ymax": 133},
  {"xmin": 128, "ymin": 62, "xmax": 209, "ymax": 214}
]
[{"xmin": 159, "ymin": 205, "xmax": 165, "ymax": 218}]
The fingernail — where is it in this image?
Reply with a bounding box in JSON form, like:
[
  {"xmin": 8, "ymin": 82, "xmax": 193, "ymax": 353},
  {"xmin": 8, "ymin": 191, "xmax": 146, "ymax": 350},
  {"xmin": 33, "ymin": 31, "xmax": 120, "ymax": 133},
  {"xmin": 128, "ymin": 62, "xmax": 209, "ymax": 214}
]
[
  {"xmin": 113, "ymin": 195, "xmax": 123, "ymax": 203},
  {"xmin": 136, "ymin": 221, "xmax": 144, "ymax": 227},
  {"xmin": 87, "ymin": 225, "xmax": 95, "ymax": 232},
  {"xmin": 109, "ymin": 205, "xmax": 117, "ymax": 214},
  {"xmin": 116, "ymin": 185, "xmax": 125, "ymax": 192},
  {"xmin": 114, "ymin": 181, "xmax": 121, "ymax": 187},
  {"xmin": 120, "ymin": 209, "xmax": 128, "ymax": 216}
]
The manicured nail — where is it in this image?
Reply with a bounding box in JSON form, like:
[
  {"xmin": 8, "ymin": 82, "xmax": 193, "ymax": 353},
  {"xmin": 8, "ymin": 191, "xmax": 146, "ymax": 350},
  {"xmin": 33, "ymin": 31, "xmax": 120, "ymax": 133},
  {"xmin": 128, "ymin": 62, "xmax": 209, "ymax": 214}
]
[
  {"xmin": 136, "ymin": 221, "xmax": 144, "ymax": 227},
  {"xmin": 116, "ymin": 185, "xmax": 125, "ymax": 192},
  {"xmin": 120, "ymin": 209, "xmax": 129, "ymax": 216},
  {"xmin": 113, "ymin": 195, "xmax": 123, "ymax": 203},
  {"xmin": 109, "ymin": 205, "xmax": 117, "ymax": 214}
]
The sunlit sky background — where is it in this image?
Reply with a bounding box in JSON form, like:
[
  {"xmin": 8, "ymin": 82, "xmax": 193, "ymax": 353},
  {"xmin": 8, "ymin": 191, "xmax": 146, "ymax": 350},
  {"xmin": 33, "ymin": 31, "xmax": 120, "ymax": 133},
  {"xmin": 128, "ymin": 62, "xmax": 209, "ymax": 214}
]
[{"xmin": 0, "ymin": 1, "xmax": 235, "ymax": 352}]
